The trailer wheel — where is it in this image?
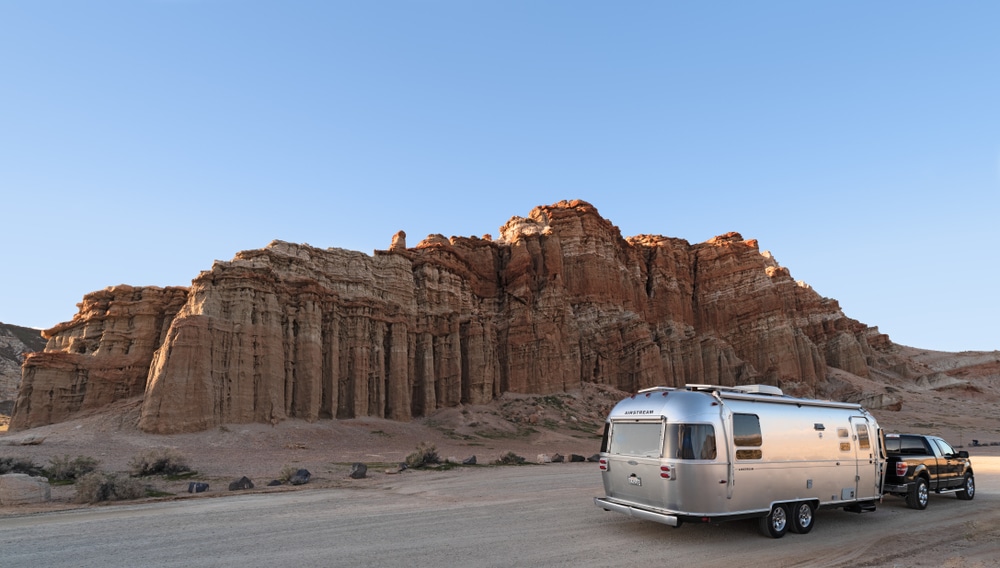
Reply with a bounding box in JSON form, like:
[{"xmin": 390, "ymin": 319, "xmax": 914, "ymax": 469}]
[
  {"xmin": 789, "ymin": 502, "xmax": 815, "ymax": 534},
  {"xmin": 957, "ymin": 473, "xmax": 975, "ymax": 501},
  {"xmin": 758, "ymin": 504, "xmax": 789, "ymax": 538},
  {"xmin": 906, "ymin": 477, "xmax": 929, "ymax": 510}
]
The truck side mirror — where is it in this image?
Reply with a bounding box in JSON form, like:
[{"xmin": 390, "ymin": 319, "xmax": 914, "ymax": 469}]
[{"xmin": 958, "ymin": 450, "xmax": 969, "ymax": 459}]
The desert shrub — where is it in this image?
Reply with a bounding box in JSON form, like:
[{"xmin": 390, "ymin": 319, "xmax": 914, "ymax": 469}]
[
  {"xmin": 277, "ymin": 465, "xmax": 299, "ymax": 483},
  {"xmin": 47, "ymin": 455, "xmax": 100, "ymax": 482},
  {"xmin": 0, "ymin": 456, "xmax": 44, "ymax": 476},
  {"xmin": 74, "ymin": 472, "xmax": 146, "ymax": 503},
  {"xmin": 494, "ymin": 451, "xmax": 526, "ymax": 465},
  {"xmin": 405, "ymin": 442, "xmax": 441, "ymax": 469},
  {"xmin": 128, "ymin": 448, "xmax": 191, "ymax": 477}
]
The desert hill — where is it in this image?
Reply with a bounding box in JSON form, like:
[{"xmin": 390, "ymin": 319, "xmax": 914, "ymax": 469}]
[
  {"xmin": 7, "ymin": 200, "xmax": 999, "ymax": 438},
  {"xmin": 0, "ymin": 322, "xmax": 46, "ymax": 414}
]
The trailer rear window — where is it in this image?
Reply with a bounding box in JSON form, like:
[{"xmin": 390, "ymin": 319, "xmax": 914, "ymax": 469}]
[
  {"xmin": 667, "ymin": 424, "xmax": 717, "ymax": 460},
  {"xmin": 608, "ymin": 421, "xmax": 663, "ymax": 458}
]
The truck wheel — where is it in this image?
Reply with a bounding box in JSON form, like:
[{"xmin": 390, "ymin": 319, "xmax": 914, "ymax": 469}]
[
  {"xmin": 789, "ymin": 502, "xmax": 815, "ymax": 534},
  {"xmin": 957, "ymin": 473, "xmax": 975, "ymax": 500},
  {"xmin": 758, "ymin": 504, "xmax": 789, "ymax": 538},
  {"xmin": 906, "ymin": 477, "xmax": 929, "ymax": 510}
]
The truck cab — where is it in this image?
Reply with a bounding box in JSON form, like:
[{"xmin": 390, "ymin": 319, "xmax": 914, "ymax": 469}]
[{"xmin": 882, "ymin": 433, "xmax": 974, "ymax": 509}]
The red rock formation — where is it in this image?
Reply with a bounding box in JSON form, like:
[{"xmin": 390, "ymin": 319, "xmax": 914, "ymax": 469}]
[
  {"xmin": 10, "ymin": 286, "xmax": 188, "ymax": 429},
  {"xmin": 12, "ymin": 200, "xmax": 893, "ymax": 433}
]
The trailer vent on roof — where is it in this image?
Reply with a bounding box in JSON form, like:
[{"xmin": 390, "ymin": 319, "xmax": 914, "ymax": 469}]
[{"xmin": 732, "ymin": 385, "xmax": 784, "ymax": 396}]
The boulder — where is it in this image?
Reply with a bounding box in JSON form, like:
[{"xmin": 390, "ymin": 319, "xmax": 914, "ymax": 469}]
[
  {"xmin": 349, "ymin": 463, "xmax": 367, "ymax": 479},
  {"xmin": 187, "ymin": 482, "xmax": 209, "ymax": 493},
  {"xmin": 228, "ymin": 476, "xmax": 254, "ymax": 491},
  {"xmin": 288, "ymin": 469, "xmax": 311, "ymax": 485},
  {"xmin": 570, "ymin": 454, "xmax": 586, "ymax": 462},
  {"xmin": 462, "ymin": 455, "xmax": 477, "ymax": 465},
  {"xmin": 0, "ymin": 473, "xmax": 51, "ymax": 505}
]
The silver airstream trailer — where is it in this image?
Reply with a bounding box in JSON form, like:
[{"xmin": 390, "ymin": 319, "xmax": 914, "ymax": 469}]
[{"xmin": 594, "ymin": 384, "xmax": 885, "ymax": 537}]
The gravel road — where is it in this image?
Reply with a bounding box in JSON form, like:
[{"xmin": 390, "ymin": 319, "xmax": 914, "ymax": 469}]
[{"xmin": 3, "ymin": 458, "xmax": 1000, "ymax": 568}]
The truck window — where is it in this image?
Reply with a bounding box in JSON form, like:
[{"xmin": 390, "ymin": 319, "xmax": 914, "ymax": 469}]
[
  {"xmin": 608, "ymin": 421, "xmax": 664, "ymax": 458},
  {"xmin": 734, "ymin": 413, "xmax": 762, "ymax": 460},
  {"xmin": 901, "ymin": 436, "xmax": 930, "ymax": 455},
  {"xmin": 932, "ymin": 438, "xmax": 956, "ymax": 457},
  {"xmin": 666, "ymin": 424, "xmax": 717, "ymax": 460}
]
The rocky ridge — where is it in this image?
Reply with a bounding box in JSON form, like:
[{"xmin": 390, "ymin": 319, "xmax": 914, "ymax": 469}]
[
  {"xmin": 9, "ymin": 200, "xmax": 942, "ymax": 434},
  {"xmin": 0, "ymin": 322, "xmax": 46, "ymax": 412}
]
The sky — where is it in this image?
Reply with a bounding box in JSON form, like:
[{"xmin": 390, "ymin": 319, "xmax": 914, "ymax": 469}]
[{"xmin": 1, "ymin": 1, "xmax": 997, "ymax": 352}]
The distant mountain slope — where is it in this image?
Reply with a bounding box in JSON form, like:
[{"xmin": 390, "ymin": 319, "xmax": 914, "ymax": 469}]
[{"xmin": 0, "ymin": 321, "xmax": 46, "ymax": 412}]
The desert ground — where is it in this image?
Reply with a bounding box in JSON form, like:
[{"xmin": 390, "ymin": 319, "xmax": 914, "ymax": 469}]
[{"xmin": 2, "ymin": 349, "xmax": 999, "ymax": 566}]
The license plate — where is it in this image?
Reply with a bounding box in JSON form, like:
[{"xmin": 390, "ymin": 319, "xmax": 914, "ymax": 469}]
[{"xmin": 628, "ymin": 476, "xmax": 641, "ymax": 486}]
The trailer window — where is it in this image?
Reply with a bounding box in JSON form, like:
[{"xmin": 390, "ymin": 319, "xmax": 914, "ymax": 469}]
[
  {"xmin": 734, "ymin": 413, "xmax": 762, "ymax": 460},
  {"xmin": 667, "ymin": 424, "xmax": 717, "ymax": 460},
  {"xmin": 856, "ymin": 424, "xmax": 870, "ymax": 450},
  {"xmin": 608, "ymin": 421, "xmax": 663, "ymax": 458}
]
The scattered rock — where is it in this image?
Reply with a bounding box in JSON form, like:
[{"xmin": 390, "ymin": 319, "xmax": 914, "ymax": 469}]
[
  {"xmin": 462, "ymin": 455, "xmax": 477, "ymax": 465},
  {"xmin": 551, "ymin": 454, "xmax": 565, "ymax": 463},
  {"xmin": 289, "ymin": 469, "xmax": 311, "ymax": 485},
  {"xmin": 0, "ymin": 435, "xmax": 46, "ymax": 446},
  {"xmin": 0, "ymin": 473, "xmax": 51, "ymax": 505},
  {"xmin": 267, "ymin": 480, "xmax": 282, "ymax": 486},
  {"xmin": 570, "ymin": 454, "xmax": 586, "ymax": 462},
  {"xmin": 228, "ymin": 476, "xmax": 254, "ymax": 491},
  {"xmin": 537, "ymin": 454, "xmax": 551, "ymax": 464},
  {"xmin": 349, "ymin": 463, "xmax": 367, "ymax": 479},
  {"xmin": 587, "ymin": 454, "xmax": 601, "ymax": 462},
  {"xmin": 187, "ymin": 482, "xmax": 209, "ymax": 493}
]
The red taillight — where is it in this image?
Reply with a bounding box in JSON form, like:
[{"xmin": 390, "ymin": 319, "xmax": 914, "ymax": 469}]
[
  {"xmin": 895, "ymin": 462, "xmax": 908, "ymax": 476},
  {"xmin": 599, "ymin": 458, "xmax": 608, "ymax": 471},
  {"xmin": 660, "ymin": 465, "xmax": 670, "ymax": 479}
]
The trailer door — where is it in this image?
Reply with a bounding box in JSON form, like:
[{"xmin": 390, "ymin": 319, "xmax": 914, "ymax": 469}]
[{"xmin": 850, "ymin": 417, "xmax": 878, "ymax": 499}]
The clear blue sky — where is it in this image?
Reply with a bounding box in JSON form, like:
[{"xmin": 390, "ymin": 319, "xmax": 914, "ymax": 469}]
[{"xmin": 2, "ymin": 1, "xmax": 997, "ymax": 352}]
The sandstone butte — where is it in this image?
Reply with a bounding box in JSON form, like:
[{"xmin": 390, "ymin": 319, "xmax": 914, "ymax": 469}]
[{"xmin": 11, "ymin": 200, "xmax": 899, "ymax": 434}]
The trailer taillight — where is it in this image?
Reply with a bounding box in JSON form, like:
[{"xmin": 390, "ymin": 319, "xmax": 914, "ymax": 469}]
[
  {"xmin": 660, "ymin": 465, "xmax": 671, "ymax": 479},
  {"xmin": 895, "ymin": 462, "xmax": 908, "ymax": 476},
  {"xmin": 599, "ymin": 458, "xmax": 608, "ymax": 471}
]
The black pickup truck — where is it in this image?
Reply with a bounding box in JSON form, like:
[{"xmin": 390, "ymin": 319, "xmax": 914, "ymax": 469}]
[{"xmin": 882, "ymin": 433, "xmax": 975, "ymax": 509}]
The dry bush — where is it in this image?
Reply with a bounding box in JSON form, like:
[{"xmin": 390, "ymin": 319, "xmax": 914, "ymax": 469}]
[
  {"xmin": 0, "ymin": 456, "xmax": 44, "ymax": 477},
  {"xmin": 277, "ymin": 465, "xmax": 299, "ymax": 483},
  {"xmin": 405, "ymin": 442, "xmax": 441, "ymax": 469},
  {"xmin": 494, "ymin": 451, "xmax": 527, "ymax": 465},
  {"xmin": 74, "ymin": 472, "xmax": 146, "ymax": 503},
  {"xmin": 47, "ymin": 455, "xmax": 99, "ymax": 482},
  {"xmin": 128, "ymin": 448, "xmax": 191, "ymax": 477}
]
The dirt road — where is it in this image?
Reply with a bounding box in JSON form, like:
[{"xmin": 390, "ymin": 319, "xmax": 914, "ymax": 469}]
[{"xmin": 3, "ymin": 456, "xmax": 1000, "ymax": 568}]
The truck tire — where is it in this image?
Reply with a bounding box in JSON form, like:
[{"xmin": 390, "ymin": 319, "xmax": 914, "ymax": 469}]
[
  {"xmin": 906, "ymin": 477, "xmax": 929, "ymax": 510},
  {"xmin": 789, "ymin": 501, "xmax": 815, "ymax": 534},
  {"xmin": 957, "ymin": 473, "xmax": 975, "ymax": 500},
  {"xmin": 758, "ymin": 504, "xmax": 789, "ymax": 538}
]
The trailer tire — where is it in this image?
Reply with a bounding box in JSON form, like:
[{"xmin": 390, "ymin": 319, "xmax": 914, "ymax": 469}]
[
  {"xmin": 906, "ymin": 477, "xmax": 929, "ymax": 510},
  {"xmin": 789, "ymin": 502, "xmax": 815, "ymax": 534},
  {"xmin": 758, "ymin": 504, "xmax": 789, "ymax": 538},
  {"xmin": 957, "ymin": 473, "xmax": 975, "ymax": 500}
]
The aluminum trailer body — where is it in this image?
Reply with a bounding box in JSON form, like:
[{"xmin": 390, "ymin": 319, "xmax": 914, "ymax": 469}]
[{"xmin": 594, "ymin": 384, "xmax": 885, "ymax": 537}]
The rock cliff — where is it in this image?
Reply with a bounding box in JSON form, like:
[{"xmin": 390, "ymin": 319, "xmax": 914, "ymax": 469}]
[{"xmin": 12, "ymin": 200, "xmax": 894, "ymax": 433}]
